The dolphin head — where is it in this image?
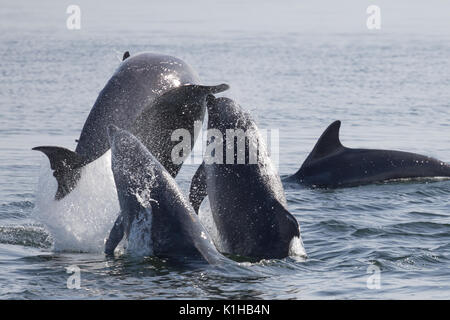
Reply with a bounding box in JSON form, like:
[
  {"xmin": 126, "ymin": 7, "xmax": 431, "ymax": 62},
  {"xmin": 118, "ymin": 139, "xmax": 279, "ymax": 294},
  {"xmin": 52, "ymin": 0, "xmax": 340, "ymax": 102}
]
[
  {"xmin": 206, "ymin": 95, "xmax": 253, "ymax": 132},
  {"xmin": 107, "ymin": 125, "xmax": 140, "ymax": 160},
  {"xmin": 107, "ymin": 125, "xmax": 162, "ymax": 253},
  {"xmin": 107, "ymin": 124, "xmax": 159, "ymax": 183},
  {"xmin": 205, "ymin": 95, "xmax": 264, "ymax": 166}
]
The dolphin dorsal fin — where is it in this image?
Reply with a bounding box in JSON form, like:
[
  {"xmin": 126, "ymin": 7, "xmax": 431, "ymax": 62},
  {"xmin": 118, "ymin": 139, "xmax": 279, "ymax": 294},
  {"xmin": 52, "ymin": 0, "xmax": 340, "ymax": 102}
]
[{"xmin": 303, "ymin": 120, "xmax": 344, "ymax": 166}]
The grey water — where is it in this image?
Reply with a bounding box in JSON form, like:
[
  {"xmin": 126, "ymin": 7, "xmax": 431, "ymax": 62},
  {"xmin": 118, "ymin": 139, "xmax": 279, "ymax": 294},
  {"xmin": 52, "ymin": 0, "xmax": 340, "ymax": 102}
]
[{"xmin": 1, "ymin": 0, "xmax": 450, "ymax": 299}]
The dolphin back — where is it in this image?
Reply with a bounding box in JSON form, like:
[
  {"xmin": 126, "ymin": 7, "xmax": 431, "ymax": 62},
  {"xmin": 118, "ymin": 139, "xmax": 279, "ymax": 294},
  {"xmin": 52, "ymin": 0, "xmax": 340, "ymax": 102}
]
[{"xmin": 287, "ymin": 120, "xmax": 450, "ymax": 188}]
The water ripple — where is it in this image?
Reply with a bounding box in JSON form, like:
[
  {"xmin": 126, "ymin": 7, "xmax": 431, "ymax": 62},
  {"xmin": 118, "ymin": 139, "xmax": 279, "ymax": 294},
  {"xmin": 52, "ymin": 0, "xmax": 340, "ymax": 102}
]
[{"xmin": 0, "ymin": 225, "xmax": 52, "ymax": 248}]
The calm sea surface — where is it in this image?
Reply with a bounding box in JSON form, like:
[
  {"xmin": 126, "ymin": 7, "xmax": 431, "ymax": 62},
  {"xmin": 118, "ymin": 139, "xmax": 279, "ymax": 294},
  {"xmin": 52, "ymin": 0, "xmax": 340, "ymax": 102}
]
[{"xmin": 1, "ymin": 0, "xmax": 449, "ymax": 299}]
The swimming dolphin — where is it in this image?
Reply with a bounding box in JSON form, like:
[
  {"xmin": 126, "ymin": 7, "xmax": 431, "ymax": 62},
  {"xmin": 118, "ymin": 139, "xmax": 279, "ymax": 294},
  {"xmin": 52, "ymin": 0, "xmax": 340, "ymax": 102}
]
[
  {"xmin": 284, "ymin": 120, "xmax": 450, "ymax": 188},
  {"xmin": 33, "ymin": 52, "xmax": 229, "ymax": 200},
  {"xmin": 189, "ymin": 96, "xmax": 304, "ymax": 260},
  {"xmin": 105, "ymin": 125, "xmax": 230, "ymax": 265}
]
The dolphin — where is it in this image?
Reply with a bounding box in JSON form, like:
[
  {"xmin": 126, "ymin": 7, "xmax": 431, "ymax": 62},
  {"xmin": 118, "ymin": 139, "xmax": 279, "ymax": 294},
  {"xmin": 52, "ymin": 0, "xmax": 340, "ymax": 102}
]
[
  {"xmin": 284, "ymin": 120, "xmax": 450, "ymax": 188},
  {"xmin": 131, "ymin": 83, "xmax": 229, "ymax": 177},
  {"xmin": 189, "ymin": 96, "xmax": 304, "ymax": 260},
  {"xmin": 105, "ymin": 125, "xmax": 230, "ymax": 265},
  {"xmin": 33, "ymin": 52, "xmax": 229, "ymax": 199}
]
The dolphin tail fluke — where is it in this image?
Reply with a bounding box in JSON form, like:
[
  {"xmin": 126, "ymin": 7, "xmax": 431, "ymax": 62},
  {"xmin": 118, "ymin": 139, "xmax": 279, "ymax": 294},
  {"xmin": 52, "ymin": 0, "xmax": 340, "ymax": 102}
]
[
  {"xmin": 189, "ymin": 162, "xmax": 207, "ymax": 214},
  {"xmin": 188, "ymin": 83, "xmax": 230, "ymax": 95},
  {"xmin": 32, "ymin": 146, "xmax": 86, "ymax": 200}
]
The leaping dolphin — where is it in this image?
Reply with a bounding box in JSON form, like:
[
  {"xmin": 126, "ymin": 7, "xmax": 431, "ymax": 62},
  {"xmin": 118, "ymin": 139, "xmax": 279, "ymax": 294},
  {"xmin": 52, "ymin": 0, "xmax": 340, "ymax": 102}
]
[
  {"xmin": 284, "ymin": 120, "xmax": 450, "ymax": 188},
  {"xmin": 189, "ymin": 96, "xmax": 305, "ymax": 261},
  {"xmin": 105, "ymin": 125, "xmax": 231, "ymax": 265},
  {"xmin": 33, "ymin": 52, "xmax": 229, "ymax": 200}
]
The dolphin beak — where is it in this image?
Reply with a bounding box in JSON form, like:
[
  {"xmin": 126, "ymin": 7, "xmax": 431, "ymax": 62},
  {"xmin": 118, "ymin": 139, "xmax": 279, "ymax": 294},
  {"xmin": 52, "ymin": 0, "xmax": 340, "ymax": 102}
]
[{"xmin": 107, "ymin": 124, "xmax": 120, "ymax": 144}]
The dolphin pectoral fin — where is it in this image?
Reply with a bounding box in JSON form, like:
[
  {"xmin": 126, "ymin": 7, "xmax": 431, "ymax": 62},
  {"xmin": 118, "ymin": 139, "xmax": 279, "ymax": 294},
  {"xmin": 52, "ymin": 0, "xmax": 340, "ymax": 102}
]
[
  {"xmin": 189, "ymin": 162, "xmax": 207, "ymax": 214},
  {"xmin": 272, "ymin": 201, "xmax": 306, "ymax": 259},
  {"xmin": 32, "ymin": 146, "xmax": 86, "ymax": 200},
  {"xmin": 272, "ymin": 200, "xmax": 300, "ymax": 240},
  {"xmin": 105, "ymin": 214, "xmax": 124, "ymax": 255},
  {"xmin": 122, "ymin": 51, "xmax": 130, "ymax": 61}
]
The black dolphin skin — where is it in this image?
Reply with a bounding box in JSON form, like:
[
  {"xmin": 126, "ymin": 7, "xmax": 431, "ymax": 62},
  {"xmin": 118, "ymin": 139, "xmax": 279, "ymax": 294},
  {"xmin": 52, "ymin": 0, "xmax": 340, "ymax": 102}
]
[
  {"xmin": 32, "ymin": 52, "xmax": 229, "ymax": 200},
  {"xmin": 285, "ymin": 120, "xmax": 450, "ymax": 188},
  {"xmin": 105, "ymin": 125, "xmax": 230, "ymax": 265},
  {"xmin": 189, "ymin": 96, "xmax": 302, "ymax": 261},
  {"xmin": 131, "ymin": 83, "xmax": 229, "ymax": 177}
]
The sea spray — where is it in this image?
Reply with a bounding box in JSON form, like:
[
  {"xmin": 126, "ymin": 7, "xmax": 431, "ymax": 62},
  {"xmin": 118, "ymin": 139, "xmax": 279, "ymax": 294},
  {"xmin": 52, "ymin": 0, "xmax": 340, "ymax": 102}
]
[
  {"xmin": 198, "ymin": 197, "xmax": 227, "ymax": 252},
  {"xmin": 289, "ymin": 236, "xmax": 307, "ymax": 261},
  {"xmin": 34, "ymin": 150, "xmax": 120, "ymax": 253}
]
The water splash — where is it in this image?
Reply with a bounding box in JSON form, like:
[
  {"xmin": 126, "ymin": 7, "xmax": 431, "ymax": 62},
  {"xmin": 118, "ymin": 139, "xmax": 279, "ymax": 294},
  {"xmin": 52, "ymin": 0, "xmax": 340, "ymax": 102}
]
[
  {"xmin": 34, "ymin": 150, "xmax": 120, "ymax": 253},
  {"xmin": 126, "ymin": 207, "xmax": 153, "ymax": 256},
  {"xmin": 289, "ymin": 236, "xmax": 307, "ymax": 261},
  {"xmin": 198, "ymin": 197, "xmax": 226, "ymax": 252}
]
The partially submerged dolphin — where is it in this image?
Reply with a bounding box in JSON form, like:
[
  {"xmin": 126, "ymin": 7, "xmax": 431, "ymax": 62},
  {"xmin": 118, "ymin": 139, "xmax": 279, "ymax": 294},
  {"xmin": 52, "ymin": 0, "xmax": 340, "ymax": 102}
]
[
  {"xmin": 189, "ymin": 96, "xmax": 304, "ymax": 260},
  {"xmin": 131, "ymin": 83, "xmax": 229, "ymax": 177},
  {"xmin": 33, "ymin": 52, "xmax": 228, "ymax": 199},
  {"xmin": 105, "ymin": 125, "xmax": 230, "ymax": 264},
  {"xmin": 285, "ymin": 120, "xmax": 450, "ymax": 188}
]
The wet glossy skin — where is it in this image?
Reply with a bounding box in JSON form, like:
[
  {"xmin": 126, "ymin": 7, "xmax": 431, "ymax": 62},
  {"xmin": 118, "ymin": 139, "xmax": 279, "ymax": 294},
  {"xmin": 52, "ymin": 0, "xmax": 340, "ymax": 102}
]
[
  {"xmin": 190, "ymin": 97, "xmax": 301, "ymax": 260},
  {"xmin": 107, "ymin": 125, "xmax": 230, "ymax": 264},
  {"xmin": 33, "ymin": 52, "xmax": 204, "ymax": 200},
  {"xmin": 292, "ymin": 148, "xmax": 450, "ymax": 188},
  {"xmin": 131, "ymin": 83, "xmax": 229, "ymax": 177},
  {"xmin": 286, "ymin": 121, "xmax": 450, "ymax": 188},
  {"xmin": 76, "ymin": 52, "xmax": 200, "ymax": 162}
]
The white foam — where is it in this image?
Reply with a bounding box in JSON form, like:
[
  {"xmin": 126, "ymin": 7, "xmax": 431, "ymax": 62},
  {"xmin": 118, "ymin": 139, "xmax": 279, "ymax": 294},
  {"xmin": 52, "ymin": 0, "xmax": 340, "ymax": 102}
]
[
  {"xmin": 198, "ymin": 197, "xmax": 227, "ymax": 252},
  {"xmin": 289, "ymin": 236, "xmax": 307, "ymax": 262},
  {"xmin": 34, "ymin": 150, "xmax": 120, "ymax": 253},
  {"xmin": 125, "ymin": 207, "xmax": 153, "ymax": 256}
]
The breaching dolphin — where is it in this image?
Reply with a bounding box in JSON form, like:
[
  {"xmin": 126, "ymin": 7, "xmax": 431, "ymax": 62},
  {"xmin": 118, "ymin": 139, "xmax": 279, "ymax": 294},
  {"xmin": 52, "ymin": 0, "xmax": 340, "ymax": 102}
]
[
  {"xmin": 189, "ymin": 96, "xmax": 304, "ymax": 260},
  {"xmin": 105, "ymin": 125, "xmax": 230, "ymax": 265},
  {"xmin": 33, "ymin": 52, "xmax": 229, "ymax": 199},
  {"xmin": 131, "ymin": 82, "xmax": 229, "ymax": 177},
  {"xmin": 285, "ymin": 120, "xmax": 450, "ymax": 188}
]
